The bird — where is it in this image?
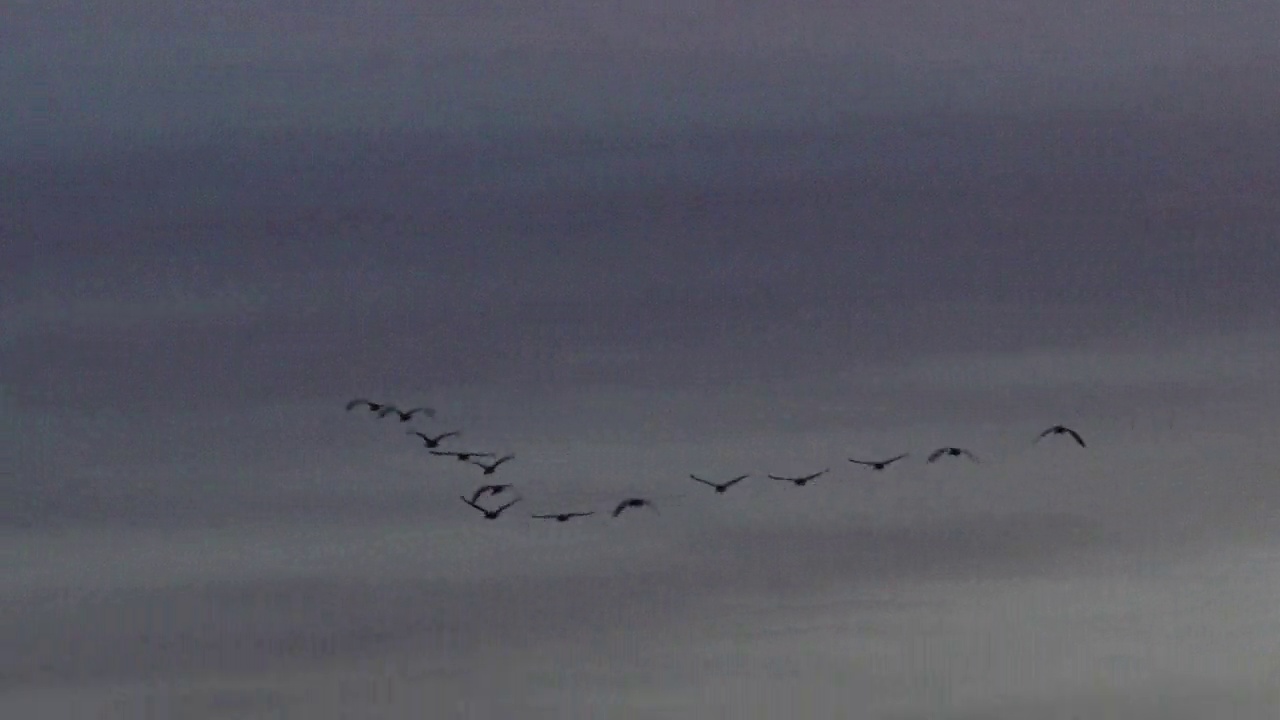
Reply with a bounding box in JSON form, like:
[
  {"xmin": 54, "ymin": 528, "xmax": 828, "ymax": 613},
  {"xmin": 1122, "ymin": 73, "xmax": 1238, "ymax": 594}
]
[
  {"xmin": 459, "ymin": 495, "xmax": 521, "ymax": 520},
  {"xmin": 927, "ymin": 447, "xmax": 980, "ymax": 463},
  {"xmin": 468, "ymin": 484, "xmax": 513, "ymax": 504},
  {"xmin": 377, "ymin": 406, "xmax": 435, "ymax": 422},
  {"xmin": 689, "ymin": 473, "xmax": 749, "ymax": 494},
  {"xmin": 430, "ymin": 450, "xmax": 496, "ymax": 462},
  {"xmin": 469, "ymin": 454, "xmax": 515, "ymax": 475},
  {"xmin": 612, "ymin": 498, "xmax": 658, "ymax": 517},
  {"xmin": 767, "ymin": 469, "xmax": 829, "ymax": 487},
  {"xmin": 408, "ymin": 430, "xmax": 460, "ymax": 448},
  {"xmin": 345, "ymin": 398, "xmax": 387, "ymax": 413},
  {"xmin": 1036, "ymin": 424, "xmax": 1086, "ymax": 447},
  {"xmin": 532, "ymin": 511, "xmax": 595, "ymax": 522},
  {"xmin": 848, "ymin": 454, "xmax": 909, "ymax": 470}
]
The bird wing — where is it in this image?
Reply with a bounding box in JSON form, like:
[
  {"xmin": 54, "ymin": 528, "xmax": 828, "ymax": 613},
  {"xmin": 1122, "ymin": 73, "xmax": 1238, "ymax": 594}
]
[
  {"xmin": 376, "ymin": 406, "xmax": 400, "ymax": 417},
  {"xmin": 459, "ymin": 496, "xmax": 484, "ymax": 513},
  {"xmin": 345, "ymin": 399, "xmax": 373, "ymax": 411},
  {"xmin": 927, "ymin": 449, "xmax": 945, "ymax": 462},
  {"xmin": 1067, "ymin": 429, "xmax": 1086, "ymax": 447},
  {"xmin": 766, "ymin": 474, "xmax": 792, "ymax": 481},
  {"xmin": 961, "ymin": 449, "xmax": 980, "ymax": 462},
  {"xmin": 405, "ymin": 407, "xmax": 435, "ymax": 417},
  {"xmin": 531, "ymin": 514, "xmax": 555, "ymax": 519},
  {"xmin": 434, "ymin": 431, "xmax": 460, "ymax": 441},
  {"xmin": 689, "ymin": 474, "xmax": 716, "ymax": 487},
  {"xmin": 429, "ymin": 450, "xmax": 455, "ymax": 457},
  {"xmin": 848, "ymin": 459, "xmax": 873, "ymax": 466},
  {"xmin": 724, "ymin": 474, "xmax": 749, "ymax": 486},
  {"xmin": 572, "ymin": 512, "xmax": 596, "ymax": 518},
  {"xmin": 886, "ymin": 453, "xmax": 908, "ymax": 464}
]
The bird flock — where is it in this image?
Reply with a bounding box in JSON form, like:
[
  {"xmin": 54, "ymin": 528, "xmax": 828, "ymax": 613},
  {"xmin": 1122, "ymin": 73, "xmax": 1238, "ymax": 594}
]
[{"xmin": 346, "ymin": 398, "xmax": 1088, "ymax": 521}]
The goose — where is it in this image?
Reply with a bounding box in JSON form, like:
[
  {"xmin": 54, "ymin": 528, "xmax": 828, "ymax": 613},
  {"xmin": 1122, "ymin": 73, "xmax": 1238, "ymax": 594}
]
[
  {"xmin": 459, "ymin": 495, "xmax": 521, "ymax": 519},
  {"xmin": 377, "ymin": 406, "xmax": 435, "ymax": 422},
  {"xmin": 927, "ymin": 447, "xmax": 980, "ymax": 463},
  {"xmin": 767, "ymin": 469, "xmax": 829, "ymax": 487},
  {"xmin": 849, "ymin": 453, "xmax": 909, "ymax": 470},
  {"xmin": 469, "ymin": 454, "xmax": 515, "ymax": 475},
  {"xmin": 612, "ymin": 498, "xmax": 658, "ymax": 517},
  {"xmin": 408, "ymin": 430, "xmax": 460, "ymax": 448},
  {"xmin": 345, "ymin": 398, "xmax": 386, "ymax": 412},
  {"xmin": 468, "ymin": 484, "xmax": 513, "ymax": 504},
  {"xmin": 532, "ymin": 511, "xmax": 595, "ymax": 522},
  {"xmin": 430, "ymin": 450, "xmax": 495, "ymax": 462},
  {"xmin": 1036, "ymin": 425, "xmax": 1086, "ymax": 447},
  {"xmin": 689, "ymin": 474, "xmax": 750, "ymax": 494}
]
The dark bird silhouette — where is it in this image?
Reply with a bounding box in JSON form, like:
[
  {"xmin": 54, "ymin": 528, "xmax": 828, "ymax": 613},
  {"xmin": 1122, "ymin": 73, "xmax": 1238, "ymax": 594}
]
[
  {"xmin": 690, "ymin": 473, "xmax": 749, "ymax": 494},
  {"xmin": 459, "ymin": 494, "xmax": 521, "ymax": 520},
  {"xmin": 532, "ymin": 511, "xmax": 595, "ymax": 522},
  {"xmin": 927, "ymin": 447, "xmax": 980, "ymax": 463},
  {"xmin": 408, "ymin": 430, "xmax": 460, "ymax": 448},
  {"xmin": 378, "ymin": 405, "xmax": 435, "ymax": 422},
  {"xmin": 468, "ymin": 484, "xmax": 513, "ymax": 504},
  {"xmin": 849, "ymin": 454, "xmax": 909, "ymax": 470},
  {"xmin": 430, "ymin": 450, "xmax": 495, "ymax": 462},
  {"xmin": 469, "ymin": 454, "xmax": 515, "ymax": 475},
  {"xmin": 612, "ymin": 498, "xmax": 658, "ymax": 517},
  {"xmin": 1036, "ymin": 425, "xmax": 1087, "ymax": 447},
  {"xmin": 345, "ymin": 398, "xmax": 386, "ymax": 413},
  {"xmin": 767, "ymin": 469, "xmax": 829, "ymax": 486}
]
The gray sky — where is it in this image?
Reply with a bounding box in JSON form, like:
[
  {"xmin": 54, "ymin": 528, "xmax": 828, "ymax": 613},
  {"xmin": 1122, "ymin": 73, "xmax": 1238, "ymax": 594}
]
[{"xmin": 4, "ymin": 2, "xmax": 1280, "ymax": 717}]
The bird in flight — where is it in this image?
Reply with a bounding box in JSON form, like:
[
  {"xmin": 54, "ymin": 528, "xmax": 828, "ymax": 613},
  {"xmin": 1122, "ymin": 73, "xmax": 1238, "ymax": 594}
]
[
  {"xmin": 768, "ymin": 469, "xmax": 829, "ymax": 487},
  {"xmin": 1036, "ymin": 425, "xmax": 1086, "ymax": 447},
  {"xmin": 927, "ymin": 447, "xmax": 980, "ymax": 463},
  {"xmin": 345, "ymin": 398, "xmax": 387, "ymax": 413},
  {"xmin": 689, "ymin": 473, "xmax": 749, "ymax": 494},
  {"xmin": 849, "ymin": 454, "xmax": 909, "ymax": 471},
  {"xmin": 468, "ymin": 484, "xmax": 513, "ymax": 504},
  {"xmin": 408, "ymin": 430, "xmax": 460, "ymax": 448},
  {"xmin": 377, "ymin": 406, "xmax": 435, "ymax": 422},
  {"xmin": 612, "ymin": 498, "xmax": 658, "ymax": 517},
  {"xmin": 459, "ymin": 495, "xmax": 521, "ymax": 519},
  {"xmin": 470, "ymin": 454, "xmax": 515, "ymax": 475},
  {"xmin": 430, "ymin": 450, "xmax": 495, "ymax": 462},
  {"xmin": 532, "ymin": 511, "xmax": 595, "ymax": 522}
]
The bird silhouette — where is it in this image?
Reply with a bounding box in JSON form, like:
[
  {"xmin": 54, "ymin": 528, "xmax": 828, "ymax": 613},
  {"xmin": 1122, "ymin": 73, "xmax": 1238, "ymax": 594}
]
[
  {"xmin": 469, "ymin": 454, "xmax": 515, "ymax": 475},
  {"xmin": 459, "ymin": 495, "xmax": 521, "ymax": 519},
  {"xmin": 430, "ymin": 450, "xmax": 495, "ymax": 462},
  {"xmin": 532, "ymin": 511, "xmax": 595, "ymax": 522},
  {"xmin": 849, "ymin": 454, "xmax": 909, "ymax": 470},
  {"xmin": 767, "ymin": 469, "xmax": 830, "ymax": 486},
  {"xmin": 612, "ymin": 498, "xmax": 658, "ymax": 517},
  {"xmin": 1035, "ymin": 425, "xmax": 1086, "ymax": 447},
  {"xmin": 408, "ymin": 430, "xmax": 461, "ymax": 448},
  {"xmin": 690, "ymin": 473, "xmax": 750, "ymax": 494},
  {"xmin": 468, "ymin": 484, "xmax": 513, "ymax": 504},
  {"xmin": 378, "ymin": 406, "xmax": 435, "ymax": 422},
  {"xmin": 345, "ymin": 398, "xmax": 386, "ymax": 413},
  {"xmin": 927, "ymin": 447, "xmax": 980, "ymax": 463}
]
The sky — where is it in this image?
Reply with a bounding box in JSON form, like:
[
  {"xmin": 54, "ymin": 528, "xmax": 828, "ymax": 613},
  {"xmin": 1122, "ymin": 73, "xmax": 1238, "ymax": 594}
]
[{"xmin": 4, "ymin": 1, "xmax": 1280, "ymax": 717}]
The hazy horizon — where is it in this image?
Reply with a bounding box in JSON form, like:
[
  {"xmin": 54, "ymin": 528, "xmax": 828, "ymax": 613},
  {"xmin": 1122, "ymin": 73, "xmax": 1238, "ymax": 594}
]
[{"xmin": 5, "ymin": 2, "xmax": 1280, "ymax": 717}]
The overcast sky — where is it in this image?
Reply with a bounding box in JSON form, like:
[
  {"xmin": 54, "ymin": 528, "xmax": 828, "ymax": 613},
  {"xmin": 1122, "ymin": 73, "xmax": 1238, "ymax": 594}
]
[{"xmin": 4, "ymin": 2, "xmax": 1280, "ymax": 717}]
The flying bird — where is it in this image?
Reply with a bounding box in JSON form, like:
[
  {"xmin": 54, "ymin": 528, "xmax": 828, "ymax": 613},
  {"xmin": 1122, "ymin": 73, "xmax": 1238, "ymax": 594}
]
[
  {"xmin": 767, "ymin": 469, "xmax": 829, "ymax": 486},
  {"xmin": 377, "ymin": 406, "xmax": 435, "ymax": 422},
  {"xmin": 848, "ymin": 454, "xmax": 909, "ymax": 470},
  {"xmin": 532, "ymin": 512, "xmax": 595, "ymax": 522},
  {"xmin": 345, "ymin": 398, "xmax": 386, "ymax": 413},
  {"xmin": 927, "ymin": 447, "xmax": 980, "ymax": 463},
  {"xmin": 408, "ymin": 430, "xmax": 460, "ymax": 448},
  {"xmin": 689, "ymin": 473, "xmax": 750, "ymax": 493},
  {"xmin": 470, "ymin": 454, "xmax": 515, "ymax": 475},
  {"xmin": 1036, "ymin": 424, "xmax": 1087, "ymax": 447},
  {"xmin": 430, "ymin": 450, "xmax": 496, "ymax": 462},
  {"xmin": 468, "ymin": 484, "xmax": 513, "ymax": 504},
  {"xmin": 459, "ymin": 495, "xmax": 521, "ymax": 520},
  {"xmin": 612, "ymin": 498, "xmax": 658, "ymax": 517}
]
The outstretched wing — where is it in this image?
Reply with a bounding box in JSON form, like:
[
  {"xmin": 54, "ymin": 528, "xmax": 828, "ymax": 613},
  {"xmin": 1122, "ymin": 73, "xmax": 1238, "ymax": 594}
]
[
  {"xmin": 494, "ymin": 497, "xmax": 522, "ymax": 514},
  {"xmin": 927, "ymin": 448, "xmax": 946, "ymax": 462},
  {"xmin": 689, "ymin": 474, "xmax": 716, "ymax": 487},
  {"xmin": 429, "ymin": 450, "xmax": 457, "ymax": 457},
  {"xmin": 571, "ymin": 512, "xmax": 596, "ymax": 518},
  {"xmin": 531, "ymin": 514, "xmax": 556, "ymax": 519},
  {"xmin": 433, "ymin": 431, "xmax": 460, "ymax": 442},
  {"xmin": 848, "ymin": 458, "xmax": 875, "ymax": 466},
  {"xmin": 376, "ymin": 405, "xmax": 401, "ymax": 418},
  {"xmin": 346, "ymin": 399, "xmax": 377, "ymax": 411},
  {"xmin": 723, "ymin": 474, "xmax": 749, "ymax": 487},
  {"xmin": 1066, "ymin": 428, "xmax": 1086, "ymax": 447},
  {"xmin": 885, "ymin": 453, "xmax": 909, "ymax": 464}
]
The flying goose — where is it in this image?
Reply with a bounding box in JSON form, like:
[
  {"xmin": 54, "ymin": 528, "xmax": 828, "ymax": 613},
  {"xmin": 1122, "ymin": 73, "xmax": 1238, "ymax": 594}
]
[
  {"xmin": 377, "ymin": 406, "xmax": 435, "ymax": 422},
  {"xmin": 469, "ymin": 454, "xmax": 515, "ymax": 475},
  {"xmin": 927, "ymin": 447, "xmax": 980, "ymax": 463},
  {"xmin": 532, "ymin": 511, "xmax": 595, "ymax": 522},
  {"xmin": 459, "ymin": 495, "xmax": 521, "ymax": 520},
  {"xmin": 767, "ymin": 469, "xmax": 829, "ymax": 486},
  {"xmin": 430, "ymin": 450, "xmax": 495, "ymax": 462},
  {"xmin": 690, "ymin": 474, "xmax": 750, "ymax": 494},
  {"xmin": 1036, "ymin": 425, "xmax": 1086, "ymax": 447},
  {"xmin": 848, "ymin": 453, "xmax": 909, "ymax": 470},
  {"xmin": 409, "ymin": 430, "xmax": 460, "ymax": 448},
  {"xmin": 612, "ymin": 498, "xmax": 658, "ymax": 517}
]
